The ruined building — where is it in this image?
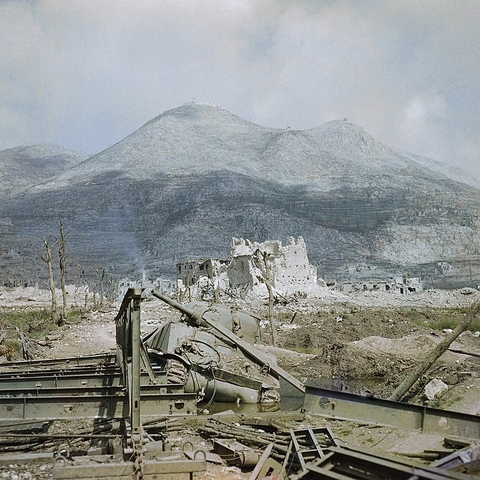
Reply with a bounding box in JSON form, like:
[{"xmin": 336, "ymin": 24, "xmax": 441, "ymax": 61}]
[
  {"xmin": 176, "ymin": 258, "xmax": 230, "ymax": 288},
  {"xmin": 339, "ymin": 275, "xmax": 423, "ymax": 294},
  {"xmin": 227, "ymin": 236, "xmax": 321, "ymax": 295},
  {"xmin": 176, "ymin": 236, "xmax": 322, "ymax": 296}
]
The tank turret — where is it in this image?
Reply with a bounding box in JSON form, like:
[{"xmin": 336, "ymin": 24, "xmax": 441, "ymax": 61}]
[{"xmin": 150, "ymin": 290, "xmax": 305, "ymax": 402}]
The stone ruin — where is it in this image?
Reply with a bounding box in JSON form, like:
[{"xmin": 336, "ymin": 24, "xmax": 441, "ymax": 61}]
[
  {"xmin": 338, "ymin": 275, "xmax": 423, "ymax": 294},
  {"xmin": 176, "ymin": 236, "xmax": 324, "ymax": 298},
  {"xmin": 227, "ymin": 236, "xmax": 322, "ymax": 296}
]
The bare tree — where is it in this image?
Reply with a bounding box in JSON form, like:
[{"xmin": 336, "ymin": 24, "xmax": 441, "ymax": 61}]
[
  {"xmin": 177, "ymin": 263, "xmax": 199, "ymax": 302},
  {"xmin": 108, "ymin": 272, "xmax": 118, "ymax": 303},
  {"xmin": 40, "ymin": 236, "xmax": 61, "ymax": 325},
  {"xmin": 254, "ymin": 250, "xmax": 277, "ymax": 347},
  {"xmin": 94, "ymin": 266, "xmax": 106, "ymax": 307},
  {"xmin": 58, "ymin": 220, "xmax": 68, "ymax": 322}
]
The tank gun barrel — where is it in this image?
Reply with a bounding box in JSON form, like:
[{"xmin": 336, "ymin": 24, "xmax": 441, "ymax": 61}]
[
  {"xmin": 151, "ymin": 290, "xmax": 197, "ymax": 319},
  {"xmin": 151, "ymin": 290, "xmax": 305, "ymax": 395}
]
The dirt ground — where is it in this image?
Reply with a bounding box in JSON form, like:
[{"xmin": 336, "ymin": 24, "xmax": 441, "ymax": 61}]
[
  {"xmin": 7, "ymin": 285, "xmax": 480, "ymax": 408},
  {"xmin": 1, "ymin": 285, "xmax": 480, "ymax": 478}
]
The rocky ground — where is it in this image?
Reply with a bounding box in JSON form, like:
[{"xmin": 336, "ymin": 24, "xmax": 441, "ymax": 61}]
[{"xmin": 1, "ymin": 285, "xmax": 480, "ymax": 478}]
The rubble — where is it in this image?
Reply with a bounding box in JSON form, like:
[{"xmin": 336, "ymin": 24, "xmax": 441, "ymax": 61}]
[
  {"xmin": 424, "ymin": 378, "xmax": 449, "ymax": 401},
  {"xmin": 1, "ymin": 285, "xmax": 480, "ymax": 478}
]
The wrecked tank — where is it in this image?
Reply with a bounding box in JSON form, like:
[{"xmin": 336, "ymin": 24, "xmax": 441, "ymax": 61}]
[{"xmin": 144, "ymin": 291, "xmax": 304, "ymax": 405}]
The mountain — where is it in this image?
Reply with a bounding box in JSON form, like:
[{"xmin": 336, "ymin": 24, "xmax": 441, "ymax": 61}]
[
  {"xmin": 395, "ymin": 148, "xmax": 480, "ymax": 190},
  {"xmin": 31, "ymin": 102, "xmax": 438, "ymax": 191},
  {"xmin": 0, "ymin": 144, "xmax": 88, "ymax": 198},
  {"xmin": 1, "ymin": 102, "xmax": 480, "ymax": 290}
]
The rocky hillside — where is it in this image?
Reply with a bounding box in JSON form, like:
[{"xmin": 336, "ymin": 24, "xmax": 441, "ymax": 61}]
[
  {"xmin": 30, "ymin": 102, "xmax": 454, "ymax": 192},
  {"xmin": 1, "ymin": 102, "xmax": 480, "ymax": 289},
  {"xmin": 0, "ymin": 144, "xmax": 88, "ymax": 198}
]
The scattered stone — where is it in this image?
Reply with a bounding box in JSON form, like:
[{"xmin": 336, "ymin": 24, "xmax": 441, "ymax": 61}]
[{"xmin": 424, "ymin": 379, "xmax": 449, "ymax": 401}]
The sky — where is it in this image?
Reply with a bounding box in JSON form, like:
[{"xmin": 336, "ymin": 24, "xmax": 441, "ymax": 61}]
[{"xmin": 1, "ymin": 0, "xmax": 479, "ymax": 176}]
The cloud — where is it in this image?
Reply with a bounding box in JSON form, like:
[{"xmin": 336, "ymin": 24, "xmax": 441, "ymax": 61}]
[
  {"xmin": 0, "ymin": 0, "xmax": 479, "ymax": 176},
  {"xmin": 394, "ymin": 93, "xmax": 448, "ymax": 163}
]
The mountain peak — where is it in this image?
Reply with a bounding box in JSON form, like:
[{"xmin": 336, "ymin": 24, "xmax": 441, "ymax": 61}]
[
  {"xmin": 307, "ymin": 119, "xmax": 395, "ymax": 159},
  {"xmin": 146, "ymin": 101, "xmax": 258, "ymax": 130},
  {"xmin": 153, "ymin": 101, "xmax": 220, "ymax": 119},
  {"xmin": 3, "ymin": 105, "xmax": 480, "ymax": 290},
  {"xmin": 27, "ymin": 103, "xmax": 459, "ymax": 192}
]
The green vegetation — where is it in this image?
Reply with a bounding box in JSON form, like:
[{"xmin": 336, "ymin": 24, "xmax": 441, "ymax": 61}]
[
  {"xmin": 336, "ymin": 425, "xmax": 354, "ymax": 436},
  {"xmin": 0, "ymin": 308, "xmax": 53, "ymax": 338},
  {"xmin": 0, "ymin": 307, "xmax": 85, "ymax": 359},
  {"xmin": 398, "ymin": 306, "xmax": 480, "ymax": 332}
]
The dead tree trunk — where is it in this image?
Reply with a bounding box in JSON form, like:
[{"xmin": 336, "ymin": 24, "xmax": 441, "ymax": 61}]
[
  {"xmin": 261, "ymin": 251, "xmax": 277, "ymax": 347},
  {"xmin": 265, "ymin": 279, "xmax": 277, "ymax": 347},
  {"xmin": 58, "ymin": 220, "xmax": 67, "ymax": 322},
  {"xmin": 108, "ymin": 274, "xmax": 117, "ymax": 303},
  {"xmin": 389, "ymin": 300, "xmax": 480, "ymax": 402},
  {"xmin": 40, "ymin": 237, "xmax": 60, "ymax": 325},
  {"xmin": 94, "ymin": 267, "xmax": 105, "ymax": 307}
]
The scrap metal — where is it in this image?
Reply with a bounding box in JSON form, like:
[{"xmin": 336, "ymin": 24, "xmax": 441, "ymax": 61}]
[
  {"xmin": 289, "ymin": 445, "xmax": 477, "ymax": 480},
  {"xmin": 0, "ymin": 289, "xmax": 480, "ymax": 478},
  {"xmin": 0, "ymin": 288, "xmax": 206, "ymax": 479},
  {"xmin": 303, "ymin": 384, "xmax": 480, "ymax": 439}
]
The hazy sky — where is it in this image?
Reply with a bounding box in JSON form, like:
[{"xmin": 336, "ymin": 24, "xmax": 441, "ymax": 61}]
[{"xmin": 1, "ymin": 0, "xmax": 479, "ymax": 175}]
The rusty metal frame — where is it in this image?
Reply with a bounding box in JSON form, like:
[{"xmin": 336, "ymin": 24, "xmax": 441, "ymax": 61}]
[
  {"xmin": 53, "ymin": 455, "xmax": 206, "ymax": 479},
  {"xmin": 290, "ymin": 446, "xmax": 475, "ymax": 480},
  {"xmin": 0, "ymin": 367, "xmax": 168, "ymax": 389},
  {"xmin": 0, "ymin": 386, "xmax": 197, "ymax": 420},
  {"xmin": 303, "ymin": 384, "xmax": 480, "ymax": 439},
  {"xmin": 0, "ymin": 288, "xmax": 206, "ymax": 479}
]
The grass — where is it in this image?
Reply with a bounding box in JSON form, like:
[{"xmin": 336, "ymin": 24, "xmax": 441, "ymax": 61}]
[
  {"xmin": 0, "ymin": 307, "xmax": 85, "ymax": 359},
  {"xmin": 336, "ymin": 425, "xmax": 354, "ymax": 436},
  {"xmin": 0, "ymin": 308, "xmax": 54, "ymax": 337},
  {"xmin": 0, "ymin": 308, "xmax": 85, "ymax": 332},
  {"xmin": 399, "ymin": 306, "xmax": 480, "ymax": 332}
]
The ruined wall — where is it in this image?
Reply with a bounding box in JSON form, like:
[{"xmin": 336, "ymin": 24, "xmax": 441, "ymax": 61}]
[
  {"xmin": 226, "ymin": 254, "xmax": 253, "ymax": 288},
  {"xmin": 228, "ymin": 236, "xmax": 319, "ymax": 295},
  {"xmin": 338, "ymin": 275, "xmax": 423, "ymax": 294},
  {"xmin": 176, "ymin": 258, "xmax": 229, "ymax": 287},
  {"xmin": 116, "ymin": 274, "xmax": 175, "ymax": 299},
  {"xmin": 271, "ymin": 236, "xmax": 318, "ymax": 292}
]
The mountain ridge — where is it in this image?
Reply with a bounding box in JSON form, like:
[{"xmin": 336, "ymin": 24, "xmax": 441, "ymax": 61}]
[
  {"xmin": 0, "ymin": 144, "xmax": 88, "ymax": 198},
  {"xmin": 1, "ymin": 102, "xmax": 479, "ymax": 290},
  {"xmin": 30, "ymin": 102, "xmax": 454, "ymax": 192}
]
